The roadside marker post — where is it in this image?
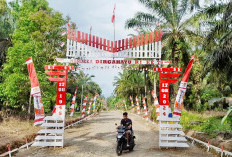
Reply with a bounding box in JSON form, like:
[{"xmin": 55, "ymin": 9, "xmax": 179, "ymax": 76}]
[{"xmin": 7, "ymin": 145, "xmax": 11, "ymax": 157}]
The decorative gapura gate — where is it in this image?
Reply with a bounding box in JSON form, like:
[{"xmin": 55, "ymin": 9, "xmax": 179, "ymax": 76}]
[{"xmin": 33, "ymin": 24, "xmax": 193, "ymax": 148}]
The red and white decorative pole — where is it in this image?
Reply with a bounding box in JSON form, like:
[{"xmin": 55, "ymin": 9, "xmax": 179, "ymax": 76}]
[
  {"xmin": 152, "ymin": 90, "xmax": 160, "ymax": 119},
  {"xmin": 70, "ymin": 86, "xmax": 78, "ymax": 117},
  {"xmin": 87, "ymin": 97, "xmax": 93, "ymax": 115},
  {"xmin": 136, "ymin": 96, "xmax": 140, "ymax": 114},
  {"xmin": 142, "ymin": 97, "xmax": 148, "ymax": 121},
  {"xmin": 81, "ymin": 95, "xmax": 88, "ymax": 118}
]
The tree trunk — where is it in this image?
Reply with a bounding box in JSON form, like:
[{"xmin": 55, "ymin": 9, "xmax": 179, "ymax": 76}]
[
  {"xmin": 171, "ymin": 42, "xmax": 179, "ymax": 109},
  {"xmin": 172, "ymin": 42, "xmax": 179, "ymax": 67}
]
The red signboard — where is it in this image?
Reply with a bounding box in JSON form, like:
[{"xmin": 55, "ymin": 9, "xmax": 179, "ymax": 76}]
[
  {"xmin": 160, "ymin": 81, "xmax": 169, "ymax": 106},
  {"xmin": 45, "ymin": 65, "xmax": 73, "ymax": 118},
  {"xmin": 158, "ymin": 69, "xmax": 182, "ymax": 118},
  {"xmin": 56, "ymin": 81, "xmax": 66, "ymax": 106}
]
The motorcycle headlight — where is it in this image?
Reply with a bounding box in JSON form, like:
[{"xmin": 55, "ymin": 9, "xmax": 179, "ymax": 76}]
[{"xmin": 117, "ymin": 134, "xmax": 123, "ymax": 138}]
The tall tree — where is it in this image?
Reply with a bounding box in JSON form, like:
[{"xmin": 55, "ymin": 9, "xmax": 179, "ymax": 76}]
[
  {"xmin": 0, "ymin": 0, "xmax": 14, "ymax": 71},
  {"xmin": 0, "ymin": 0, "xmax": 66, "ymax": 112},
  {"xmin": 125, "ymin": 0, "xmax": 203, "ymax": 67},
  {"xmin": 202, "ymin": 1, "xmax": 232, "ymax": 82}
]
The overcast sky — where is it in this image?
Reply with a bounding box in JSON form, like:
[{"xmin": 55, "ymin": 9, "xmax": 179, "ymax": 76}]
[{"xmin": 46, "ymin": 0, "xmax": 147, "ymax": 97}]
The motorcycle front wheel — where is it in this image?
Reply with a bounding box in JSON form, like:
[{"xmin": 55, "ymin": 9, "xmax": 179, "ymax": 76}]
[{"xmin": 116, "ymin": 143, "xmax": 122, "ymax": 156}]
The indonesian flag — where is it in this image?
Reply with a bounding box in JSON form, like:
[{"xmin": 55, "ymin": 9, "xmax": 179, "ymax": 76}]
[
  {"xmin": 129, "ymin": 96, "xmax": 135, "ymax": 112},
  {"xmin": 135, "ymin": 96, "xmax": 140, "ymax": 114},
  {"xmin": 70, "ymin": 86, "xmax": 78, "ymax": 117},
  {"xmin": 25, "ymin": 57, "xmax": 45, "ymax": 126},
  {"xmin": 92, "ymin": 93, "xmax": 98, "ymax": 112},
  {"xmin": 81, "ymin": 95, "xmax": 88, "ymax": 118},
  {"xmin": 87, "ymin": 97, "xmax": 93, "ymax": 115},
  {"xmin": 111, "ymin": 4, "xmax": 116, "ymax": 23},
  {"xmin": 173, "ymin": 55, "xmax": 195, "ymax": 118}
]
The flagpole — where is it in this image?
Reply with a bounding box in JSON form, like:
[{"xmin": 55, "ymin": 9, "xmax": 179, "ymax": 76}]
[
  {"xmin": 111, "ymin": 3, "xmax": 116, "ymax": 58},
  {"xmin": 114, "ymin": 14, "xmax": 115, "ymax": 43},
  {"xmin": 113, "ymin": 15, "xmax": 115, "ymax": 59}
]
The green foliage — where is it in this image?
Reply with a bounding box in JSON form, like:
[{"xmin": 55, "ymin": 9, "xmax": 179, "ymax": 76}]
[
  {"xmin": 201, "ymin": 89, "xmax": 222, "ymax": 104},
  {"xmin": 0, "ymin": 0, "xmax": 7, "ymax": 16},
  {"xmin": 181, "ymin": 111, "xmax": 232, "ymax": 135},
  {"xmin": 0, "ymin": 0, "xmax": 66, "ymax": 111},
  {"xmin": 221, "ymin": 106, "xmax": 232, "ymax": 124},
  {"xmin": 150, "ymin": 107, "xmax": 157, "ymax": 121},
  {"xmin": 67, "ymin": 71, "xmax": 102, "ymax": 108},
  {"xmin": 125, "ymin": 0, "xmax": 204, "ymax": 67},
  {"xmin": 107, "ymin": 96, "xmax": 128, "ymax": 110}
]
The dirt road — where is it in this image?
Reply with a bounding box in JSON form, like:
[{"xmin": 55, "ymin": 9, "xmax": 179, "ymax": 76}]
[{"xmin": 16, "ymin": 111, "xmax": 215, "ymax": 157}]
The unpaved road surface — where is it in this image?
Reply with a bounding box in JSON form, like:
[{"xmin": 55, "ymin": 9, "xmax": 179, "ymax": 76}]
[{"xmin": 16, "ymin": 111, "xmax": 215, "ymax": 157}]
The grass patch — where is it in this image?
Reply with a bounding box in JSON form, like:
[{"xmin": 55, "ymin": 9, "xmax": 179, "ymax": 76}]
[{"xmin": 180, "ymin": 110, "xmax": 232, "ymax": 135}]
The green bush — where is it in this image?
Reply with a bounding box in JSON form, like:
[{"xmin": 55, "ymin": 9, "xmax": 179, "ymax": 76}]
[
  {"xmin": 181, "ymin": 111, "xmax": 232, "ymax": 135},
  {"xmin": 201, "ymin": 89, "xmax": 222, "ymax": 104}
]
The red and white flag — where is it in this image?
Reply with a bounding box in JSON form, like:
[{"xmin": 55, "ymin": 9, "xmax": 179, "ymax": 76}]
[
  {"xmin": 26, "ymin": 57, "xmax": 45, "ymax": 126},
  {"xmin": 81, "ymin": 95, "xmax": 88, "ymax": 118},
  {"xmin": 111, "ymin": 4, "xmax": 116, "ymax": 23},
  {"xmin": 173, "ymin": 55, "xmax": 195, "ymax": 118},
  {"xmin": 70, "ymin": 86, "xmax": 78, "ymax": 117}
]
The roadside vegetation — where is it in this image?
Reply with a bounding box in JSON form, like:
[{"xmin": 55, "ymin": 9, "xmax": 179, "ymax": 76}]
[{"xmin": 108, "ymin": 0, "xmax": 232, "ymax": 151}]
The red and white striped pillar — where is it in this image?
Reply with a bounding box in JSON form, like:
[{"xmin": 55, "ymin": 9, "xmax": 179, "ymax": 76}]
[
  {"xmin": 135, "ymin": 96, "xmax": 140, "ymax": 114},
  {"xmin": 81, "ymin": 95, "xmax": 88, "ymax": 118},
  {"xmin": 142, "ymin": 97, "xmax": 148, "ymax": 121},
  {"xmin": 70, "ymin": 86, "xmax": 78, "ymax": 117},
  {"xmin": 154, "ymin": 97, "xmax": 160, "ymax": 119},
  {"xmin": 87, "ymin": 97, "xmax": 93, "ymax": 115},
  {"xmin": 152, "ymin": 90, "xmax": 160, "ymax": 119}
]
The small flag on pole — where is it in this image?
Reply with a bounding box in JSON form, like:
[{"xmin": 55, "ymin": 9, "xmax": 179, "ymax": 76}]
[
  {"xmin": 111, "ymin": 4, "xmax": 116, "ymax": 23},
  {"xmin": 61, "ymin": 31, "xmax": 66, "ymax": 36},
  {"xmin": 60, "ymin": 42, "xmax": 65, "ymax": 47}
]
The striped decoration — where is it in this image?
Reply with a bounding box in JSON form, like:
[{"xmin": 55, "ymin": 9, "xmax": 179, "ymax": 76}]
[
  {"xmin": 142, "ymin": 98, "xmax": 148, "ymax": 121},
  {"xmin": 69, "ymin": 86, "xmax": 78, "ymax": 117},
  {"xmin": 81, "ymin": 95, "xmax": 88, "ymax": 118},
  {"xmin": 136, "ymin": 96, "xmax": 140, "ymax": 114}
]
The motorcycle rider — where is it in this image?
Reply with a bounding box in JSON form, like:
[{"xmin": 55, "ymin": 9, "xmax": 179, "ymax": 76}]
[{"xmin": 120, "ymin": 112, "xmax": 132, "ymax": 147}]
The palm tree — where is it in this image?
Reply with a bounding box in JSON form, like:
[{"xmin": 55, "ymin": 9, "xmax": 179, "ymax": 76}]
[
  {"xmin": 202, "ymin": 1, "xmax": 232, "ymax": 82},
  {"xmin": 125, "ymin": 0, "xmax": 203, "ymax": 67}
]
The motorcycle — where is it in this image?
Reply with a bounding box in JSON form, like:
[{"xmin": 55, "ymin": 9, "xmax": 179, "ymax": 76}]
[{"xmin": 115, "ymin": 123, "xmax": 135, "ymax": 156}]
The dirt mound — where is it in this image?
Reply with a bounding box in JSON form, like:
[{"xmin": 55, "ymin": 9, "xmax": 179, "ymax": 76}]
[{"xmin": 186, "ymin": 130, "xmax": 232, "ymax": 152}]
